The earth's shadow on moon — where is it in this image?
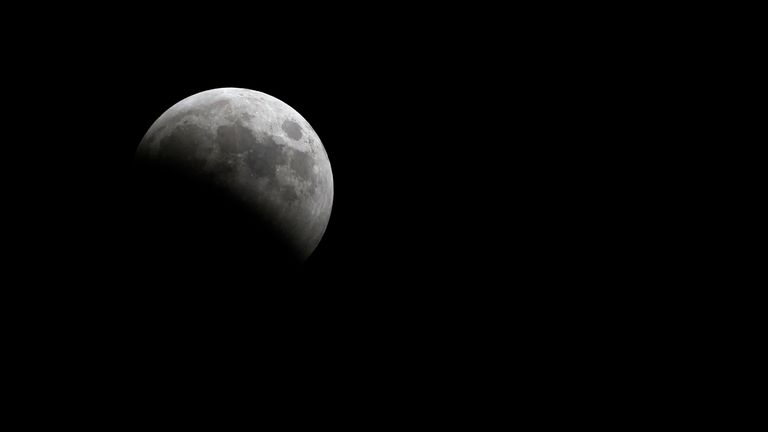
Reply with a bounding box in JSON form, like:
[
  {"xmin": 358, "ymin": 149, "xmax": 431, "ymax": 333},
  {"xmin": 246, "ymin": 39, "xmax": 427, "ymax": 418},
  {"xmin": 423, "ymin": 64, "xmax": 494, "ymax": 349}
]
[{"xmin": 129, "ymin": 159, "xmax": 305, "ymax": 295}]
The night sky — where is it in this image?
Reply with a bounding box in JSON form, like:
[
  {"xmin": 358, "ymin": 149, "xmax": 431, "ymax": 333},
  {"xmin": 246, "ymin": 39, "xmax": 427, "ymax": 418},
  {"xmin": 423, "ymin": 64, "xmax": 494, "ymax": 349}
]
[{"xmin": 5, "ymin": 8, "xmax": 674, "ymax": 416}]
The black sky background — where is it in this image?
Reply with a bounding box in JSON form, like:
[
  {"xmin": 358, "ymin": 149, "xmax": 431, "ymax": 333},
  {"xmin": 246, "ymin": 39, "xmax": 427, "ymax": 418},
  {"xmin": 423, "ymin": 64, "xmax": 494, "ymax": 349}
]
[
  {"xmin": 7, "ymin": 16, "xmax": 513, "ymax": 339},
  {"xmin": 8, "ymin": 14, "xmax": 644, "ymax": 330},
  {"xmin": 4, "ymin": 8, "xmax": 702, "ymax": 417},
  {"xmin": 21, "ymin": 22, "xmax": 518, "ymax": 285}
]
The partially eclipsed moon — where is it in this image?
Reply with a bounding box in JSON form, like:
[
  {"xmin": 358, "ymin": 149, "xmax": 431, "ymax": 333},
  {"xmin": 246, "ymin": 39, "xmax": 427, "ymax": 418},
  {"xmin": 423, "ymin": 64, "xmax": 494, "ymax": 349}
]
[{"xmin": 135, "ymin": 88, "xmax": 333, "ymax": 262}]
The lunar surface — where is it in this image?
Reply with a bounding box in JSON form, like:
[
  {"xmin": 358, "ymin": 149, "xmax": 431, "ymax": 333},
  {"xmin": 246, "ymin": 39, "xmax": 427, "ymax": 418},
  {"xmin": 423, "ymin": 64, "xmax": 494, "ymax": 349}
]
[{"xmin": 135, "ymin": 88, "xmax": 333, "ymax": 263}]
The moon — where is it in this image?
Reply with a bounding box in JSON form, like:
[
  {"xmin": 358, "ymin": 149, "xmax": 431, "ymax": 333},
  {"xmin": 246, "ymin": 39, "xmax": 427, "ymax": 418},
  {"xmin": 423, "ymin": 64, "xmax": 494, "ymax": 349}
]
[{"xmin": 135, "ymin": 88, "xmax": 333, "ymax": 263}]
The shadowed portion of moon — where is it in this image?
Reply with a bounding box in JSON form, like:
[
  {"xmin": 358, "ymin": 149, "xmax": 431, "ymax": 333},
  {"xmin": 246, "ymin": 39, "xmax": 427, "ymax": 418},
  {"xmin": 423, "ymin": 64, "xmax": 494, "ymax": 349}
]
[
  {"xmin": 131, "ymin": 161, "xmax": 301, "ymax": 276},
  {"xmin": 133, "ymin": 88, "xmax": 333, "ymax": 274}
]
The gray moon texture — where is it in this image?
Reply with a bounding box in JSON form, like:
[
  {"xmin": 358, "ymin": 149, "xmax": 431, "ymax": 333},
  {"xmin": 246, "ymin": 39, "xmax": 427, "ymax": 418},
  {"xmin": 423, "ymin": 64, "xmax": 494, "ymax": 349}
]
[{"xmin": 135, "ymin": 88, "xmax": 333, "ymax": 262}]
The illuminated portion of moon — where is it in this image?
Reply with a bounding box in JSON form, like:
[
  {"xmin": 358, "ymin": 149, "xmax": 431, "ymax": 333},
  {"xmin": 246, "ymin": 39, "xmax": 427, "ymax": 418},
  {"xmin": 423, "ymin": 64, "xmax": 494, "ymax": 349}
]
[{"xmin": 135, "ymin": 88, "xmax": 333, "ymax": 262}]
